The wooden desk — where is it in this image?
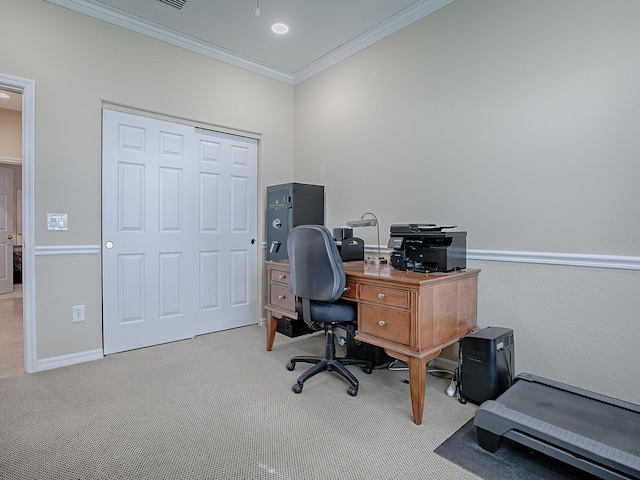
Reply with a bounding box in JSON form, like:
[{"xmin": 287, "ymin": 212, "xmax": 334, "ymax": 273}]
[{"xmin": 264, "ymin": 260, "xmax": 479, "ymax": 425}]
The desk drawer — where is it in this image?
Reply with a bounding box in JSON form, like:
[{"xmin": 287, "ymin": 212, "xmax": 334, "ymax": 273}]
[
  {"xmin": 359, "ymin": 304, "xmax": 411, "ymax": 345},
  {"xmin": 360, "ymin": 284, "xmax": 409, "ymax": 309},
  {"xmin": 270, "ymin": 269, "xmax": 290, "ymax": 285},
  {"xmin": 342, "ymin": 281, "xmax": 357, "ymax": 300},
  {"xmin": 270, "ymin": 283, "xmax": 295, "ymax": 312}
]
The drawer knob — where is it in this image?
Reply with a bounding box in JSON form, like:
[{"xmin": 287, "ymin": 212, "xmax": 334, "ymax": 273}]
[
  {"xmin": 378, "ymin": 320, "xmax": 386, "ymax": 327},
  {"xmin": 378, "ymin": 293, "xmax": 386, "ymax": 299},
  {"xmin": 278, "ymin": 274, "xmax": 286, "ymax": 280},
  {"xmin": 278, "ymin": 295, "xmax": 286, "ymax": 300}
]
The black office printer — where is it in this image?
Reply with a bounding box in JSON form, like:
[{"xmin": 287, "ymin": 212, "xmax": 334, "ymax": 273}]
[{"xmin": 387, "ymin": 223, "xmax": 466, "ymax": 273}]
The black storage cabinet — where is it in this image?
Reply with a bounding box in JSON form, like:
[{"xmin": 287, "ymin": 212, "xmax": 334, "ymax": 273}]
[{"xmin": 266, "ymin": 182, "xmax": 325, "ymax": 260}]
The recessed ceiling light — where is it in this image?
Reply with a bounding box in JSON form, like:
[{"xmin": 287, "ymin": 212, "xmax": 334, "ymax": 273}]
[
  {"xmin": 271, "ymin": 23, "xmax": 289, "ymax": 34},
  {"xmin": 0, "ymin": 93, "xmax": 10, "ymax": 99}
]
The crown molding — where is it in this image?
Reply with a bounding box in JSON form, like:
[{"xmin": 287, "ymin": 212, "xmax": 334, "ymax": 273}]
[
  {"xmin": 294, "ymin": 0, "xmax": 455, "ymax": 84},
  {"xmin": 45, "ymin": 0, "xmax": 295, "ymax": 85},
  {"xmin": 46, "ymin": 0, "xmax": 454, "ymax": 85}
]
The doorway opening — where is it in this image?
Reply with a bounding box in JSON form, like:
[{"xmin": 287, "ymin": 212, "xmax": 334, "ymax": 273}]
[{"xmin": 0, "ymin": 74, "xmax": 36, "ymax": 376}]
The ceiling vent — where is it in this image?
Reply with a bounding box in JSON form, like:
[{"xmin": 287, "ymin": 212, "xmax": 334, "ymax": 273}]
[{"xmin": 151, "ymin": 0, "xmax": 188, "ymax": 10}]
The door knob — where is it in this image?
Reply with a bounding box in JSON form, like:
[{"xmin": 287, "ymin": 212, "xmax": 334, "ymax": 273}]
[
  {"xmin": 7, "ymin": 235, "xmax": 12, "ymax": 239},
  {"xmin": 105, "ymin": 241, "xmax": 114, "ymax": 249}
]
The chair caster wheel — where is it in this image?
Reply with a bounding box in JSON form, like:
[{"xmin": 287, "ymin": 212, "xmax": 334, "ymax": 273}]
[
  {"xmin": 286, "ymin": 362, "xmax": 295, "ymax": 371},
  {"xmin": 362, "ymin": 367, "xmax": 372, "ymax": 374},
  {"xmin": 292, "ymin": 384, "xmax": 303, "ymax": 394},
  {"xmin": 347, "ymin": 386, "xmax": 358, "ymax": 396}
]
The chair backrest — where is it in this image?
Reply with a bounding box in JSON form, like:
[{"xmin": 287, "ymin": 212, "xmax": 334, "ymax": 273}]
[{"xmin": 287, "ymin": 225, "xmax": 345, "ymax": 303}]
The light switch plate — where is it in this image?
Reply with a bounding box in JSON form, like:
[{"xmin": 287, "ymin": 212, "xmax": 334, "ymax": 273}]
[{"xmin": 47, "ymin": 213, "xmax": 68, "ymax": 231}]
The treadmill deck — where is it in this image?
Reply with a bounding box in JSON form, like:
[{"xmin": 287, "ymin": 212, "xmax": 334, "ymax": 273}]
[{"xmin": 474, "ymin": 373, "xmax": 640, "ymax": 479}]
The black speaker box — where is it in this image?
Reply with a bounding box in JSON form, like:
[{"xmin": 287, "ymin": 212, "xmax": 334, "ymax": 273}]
[
  {"xmin": 275, "ymin": 317, "xmax": 311, "ymax": 338},
  {"xmin": 346, "ymin": 335, "xmax": 393, "ymax": 367},
  {"xmin": 460, "ymin": 327, "xmax": 515, "ymax": 404}
]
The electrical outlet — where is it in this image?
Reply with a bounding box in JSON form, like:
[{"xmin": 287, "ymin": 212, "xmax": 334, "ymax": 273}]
[{"xmin": 72, "ymin": 305, "xmax": 85, "ymax": 322}]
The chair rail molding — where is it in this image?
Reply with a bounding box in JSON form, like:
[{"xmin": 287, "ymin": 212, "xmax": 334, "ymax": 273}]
[
  {"xmin": 367, "ymin": 245, "xmax": 640, "ymax": 271},
  {"xmin": 468, "ymin": 249, "xmax": 640, "ymax": 271},
  {"xmin": 0, "ymin": 156, "xmax": 22, "ymax": 165},
  {"xmin": 35, "ymin": 245, "xmax": 101, "ymax": 256}
]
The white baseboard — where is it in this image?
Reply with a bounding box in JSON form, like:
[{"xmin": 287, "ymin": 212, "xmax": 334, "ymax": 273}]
[{"xmin": 37, "ymin": 349, "xmax": 103, "ymax": 372}]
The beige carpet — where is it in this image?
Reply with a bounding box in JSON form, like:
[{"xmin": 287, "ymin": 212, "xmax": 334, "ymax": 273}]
[
  {"xmin": 0, "ymin": 325, "xmax": 480, "ymax": 480},
  {"xmin": 0, "ymin": 294, "xmax": 23, "ymax": 378}
]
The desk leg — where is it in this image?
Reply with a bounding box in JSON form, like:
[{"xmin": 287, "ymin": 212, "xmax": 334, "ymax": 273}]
[
  {"xmin": 266, "ymin": 313, "xmax": 278, "ymax": 351},
  {"xmin": 408, "ymin": 356, "xmax": 426, "ymax": 425}
]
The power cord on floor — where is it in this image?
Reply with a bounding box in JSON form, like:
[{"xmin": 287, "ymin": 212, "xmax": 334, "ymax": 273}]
[
  {"xmin": 387, "ymin": 358, "xmax": 455, "ymax": 378},
  {"xmin": 387, "ymin": 359, "xmax": 455, "ymax": 390}
]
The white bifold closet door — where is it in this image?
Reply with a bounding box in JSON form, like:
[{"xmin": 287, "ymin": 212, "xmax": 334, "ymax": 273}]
[{"xmin": 102, "ymin": 109, "xmax": 257, "ymax": 355}]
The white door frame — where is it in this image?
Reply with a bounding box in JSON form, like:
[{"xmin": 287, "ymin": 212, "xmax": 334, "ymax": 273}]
[
  {"xmin": 0, "ymin": 166, "xmax": 14, "ymax": 295},
  {"xmin": 0, "ymin": 73, "xmax": 36, "ymax": 373}
]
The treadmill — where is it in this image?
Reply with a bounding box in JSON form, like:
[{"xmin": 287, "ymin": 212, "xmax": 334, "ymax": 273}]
[{"xmin": 474, "ymin": 372, "xmax": 640, "ymax": 480}]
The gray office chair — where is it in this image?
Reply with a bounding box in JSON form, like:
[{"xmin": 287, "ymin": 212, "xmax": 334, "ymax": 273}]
[{"xmin": 285, "ymin": 225, "xmax": 373, "ymax": 396}]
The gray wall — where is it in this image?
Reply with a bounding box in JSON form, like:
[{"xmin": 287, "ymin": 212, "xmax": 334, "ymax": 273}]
[
  {"xmin": 2, "ymin": 0, "xmax": 639, "ymax": 405},
  {"xmin": 294, "ymin": 0, "xmax": 640, "ymax": 403},
  {"xmin": 2, "ymin": 0, "xmax": 295, "ymax": 360}
]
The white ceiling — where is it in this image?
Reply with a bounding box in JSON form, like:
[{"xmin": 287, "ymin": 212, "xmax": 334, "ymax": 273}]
[
  {"xmin": 0, "ymin": 89, "xmax": 22, "ymax": 112},
  {"xmin": 46, "ymin": 0, "xmax": 454, "ymax": 84}
]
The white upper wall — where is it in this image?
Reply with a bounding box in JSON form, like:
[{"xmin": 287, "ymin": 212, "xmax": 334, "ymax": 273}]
[{"xmin": 294, "ymin": 0, "xmax": 640, "ymax": 257}]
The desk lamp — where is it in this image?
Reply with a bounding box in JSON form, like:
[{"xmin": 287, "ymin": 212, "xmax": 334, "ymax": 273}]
[{"xmin": 346, "ymin": 212, "xmax": 387, "ymax": 265}]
